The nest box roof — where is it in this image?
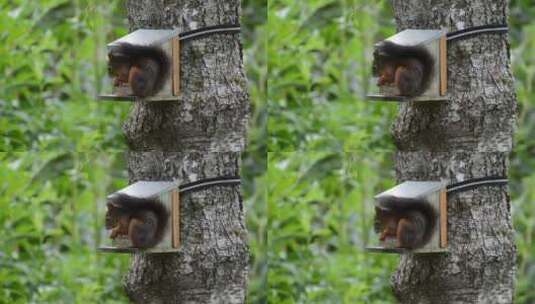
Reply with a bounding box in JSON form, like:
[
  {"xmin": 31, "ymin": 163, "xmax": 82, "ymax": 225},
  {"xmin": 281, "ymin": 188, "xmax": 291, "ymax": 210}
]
[
  {"xmin": 383, "ymin": 29, "xmax": 444, "ymax": 46},
  {"xmin": 108, "ymin": 29, "xmax": 179, "ymax": 47},
  {"xmin": 374, "ymin": 181, "xmax": 445, "ymax": 202},
  {"xmin": 108, "ymin": 181, "xmax": 178, "ymax": 199}
]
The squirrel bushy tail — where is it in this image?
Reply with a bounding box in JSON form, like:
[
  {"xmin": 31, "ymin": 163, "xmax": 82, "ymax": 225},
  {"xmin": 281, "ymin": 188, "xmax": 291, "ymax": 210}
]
[
  {"xmin": 375, "ymin": 195, "xmax": 436, "ymax": 249},
  {"xmin": 374, "ymin": 40, "xmax": 435, "ymax": 96},
  {"xmin": 110, "ymin": 43, "xmax": 170, "ymax": 96},
  {"xmin": 107, "ymin": 193, "xmax": 169, "ymax": 248}
]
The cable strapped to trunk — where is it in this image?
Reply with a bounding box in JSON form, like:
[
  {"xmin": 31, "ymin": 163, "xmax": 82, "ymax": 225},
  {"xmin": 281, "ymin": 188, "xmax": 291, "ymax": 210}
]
[
  {"xmin": 178, "ymin": 176, "xmax": 241, "ymax": 194},
  {"xmin": 446, "ymin": 24, "xmax": 508, "ymax": 42},
  {"xmin": 179, "ymin": 24, "xmax": 241, "ymax": 42},
  {"xmin": 446, "ymin": 176, "xmax": 508, "ymax": 194}
]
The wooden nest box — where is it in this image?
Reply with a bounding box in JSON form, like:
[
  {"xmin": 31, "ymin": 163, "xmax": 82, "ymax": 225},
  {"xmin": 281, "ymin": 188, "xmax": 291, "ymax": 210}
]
[
  {"xmin": 99, "ymin": 181, "xmax": 181, "ymax": 253},
  {"xmin": 99, "ymin": 29, "xmax": 181, "ymax": 102},
  {"xmin": 367, "ymin": 181, "xmax": 448, "ymax": 254},
  {"xmin": 367, "ymin": 29, "xmax": 447, "ymax": 102}
]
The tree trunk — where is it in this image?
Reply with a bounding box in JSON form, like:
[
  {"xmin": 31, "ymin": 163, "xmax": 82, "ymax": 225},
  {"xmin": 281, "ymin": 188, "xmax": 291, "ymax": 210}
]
[
  {"xmin": 389, "ymin": 1, "xmax": 517, "ymax": 303},
  {"xmin": 124, "ymin": 152, "xmax": 247, "ymax": 303},
  {"xmin": 123, "ymin": 0, "xmax": 248, "ymax": 152},
  {"xmin": 121, "ymin": 1, "xmax": 249, "ymax": 303}
]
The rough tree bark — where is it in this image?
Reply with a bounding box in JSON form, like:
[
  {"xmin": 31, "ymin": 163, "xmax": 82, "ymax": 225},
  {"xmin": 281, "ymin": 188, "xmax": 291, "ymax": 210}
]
[
  {"xmin": 124, "ymin": 152, "xmax": 247, "ymax": 303},
  {"xmin": 120, "ymin": 1, "xmax": 249, "ymax": 303},
  {"xmin": 389, "ymin": 1, "xmax": 517, "ymax": 303},
  {"xmin": 123, "ymin": 1, "xmax": 248, "ymax": 152}
]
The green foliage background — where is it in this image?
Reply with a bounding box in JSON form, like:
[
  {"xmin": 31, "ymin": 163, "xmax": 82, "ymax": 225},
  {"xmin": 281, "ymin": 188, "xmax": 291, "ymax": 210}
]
[
  {"xmin": 267, "ymin": 0, "xmax": 535, "ymax": 303},
  {"xmin": 0, "ymin": 0, "xmax": 267, "ymax": 303},
  {"xmin": 1, "ymin": 0, "xmax": 534, "ymax": 303}
]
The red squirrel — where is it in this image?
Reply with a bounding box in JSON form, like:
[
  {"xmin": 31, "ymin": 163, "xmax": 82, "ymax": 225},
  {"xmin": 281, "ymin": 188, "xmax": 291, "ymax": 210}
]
[
  {"xmin": 374, "ymin": 196, "xmax": 435, "ymax": 249},
  {"xmin": 105, "ymin": 193, "xmax": 169, "ymax": 248},
  {"xmin": 108, "ymin": 43, "xmax": 170, "ymax": 97},
  {"xmin": 373, "ymin": 40, "xmax": 434, "ymax": 97}
]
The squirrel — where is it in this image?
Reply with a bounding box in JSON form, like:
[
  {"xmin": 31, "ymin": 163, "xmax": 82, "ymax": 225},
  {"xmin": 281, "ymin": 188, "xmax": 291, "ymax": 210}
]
[
  {"xmin": 372, "ymin": 40, "xmax": 434, "ymax": 97},
  {"xmin": 105, "ymin": 193, "xmax": 169, "ymax": 248},
  {"xmin": 373, "ymin": 196, "xmax": 436, "ymax": 249},
  {"xmin": 107, "ymin": 43, "xmax": 170, "ymax": 97}
]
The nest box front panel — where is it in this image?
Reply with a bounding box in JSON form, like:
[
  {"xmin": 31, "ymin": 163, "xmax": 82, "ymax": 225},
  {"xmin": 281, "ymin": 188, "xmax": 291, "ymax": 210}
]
[
  {"xmin": 105, "ymin": 191, "xmax": 173, "ymax": 249},
  {"xmin": 103, "ymin": 29, "xmax": 180, "ymax": 101},
  {"xmin": 369, "ymin": 29, "xmax": 447, "ymax": 102},
  {"xmin": 369, "ymin": 181, "xmax": 447, "ymax": 254},
  {"xmin": 108, "ymin": 41, "xmax": 175, "ymax": 98},
  {"xmin": 99, "ymin": 183, "xmax": 181, "ymax": 253}
]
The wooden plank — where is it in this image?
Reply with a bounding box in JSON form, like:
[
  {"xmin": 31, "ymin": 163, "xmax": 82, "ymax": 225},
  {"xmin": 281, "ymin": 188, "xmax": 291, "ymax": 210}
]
[
  {"xmin": 366, "ymin": 246, "xmax": 447, "ymax": 254},
  {"xmin": 97, "ymin": 95, "xmax": 135, "ymax": 102},
  {"xmin": 98, "ymin": 95, "xmax": 180, "ymax": 102},
  {"xmin": 439, "ymin": 35, "xmax": 447, "ymax": 96},
  {"xmin": 98, "ymin": 246, "xmax": 181, "ymax": 254},
  {"xmin": 172, "ymin": 36, "xmax": 180, "ymax": 96},
  {"xmin": 171, "ymin": 190, "xmax": 180, "ymax": 248},
  {"xmin": 439, "ymin": 189, "xmax": 448, "ymax": 248},
  {"xmin": 366, "ymin": 94, "xmax": 448, "ymax": 103}
]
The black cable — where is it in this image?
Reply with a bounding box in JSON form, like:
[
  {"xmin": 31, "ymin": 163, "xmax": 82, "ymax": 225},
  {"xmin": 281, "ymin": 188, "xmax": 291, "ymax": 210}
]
[
  {"xmin": 447, "ymin": 24, "xmax": 508, "ymax": 42},
  {"xmin": 179, "ymin": 24, "xmax": 240, "ymax": 42},
  {"xmin": 446, "ymin": 176, "xmax": 507, "ymax": 194},
  {"xmin": 179, "ymin": 176, "xmax": 240, "ymax": 194}
]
